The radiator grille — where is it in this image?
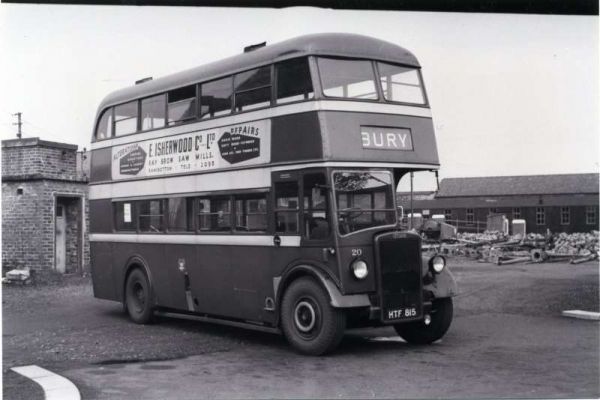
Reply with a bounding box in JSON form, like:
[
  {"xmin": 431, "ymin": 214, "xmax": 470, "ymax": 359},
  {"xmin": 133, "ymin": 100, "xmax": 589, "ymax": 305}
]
[{"xmin": 377, "ymin": 233, "xmax": 423, "ymax": 322}]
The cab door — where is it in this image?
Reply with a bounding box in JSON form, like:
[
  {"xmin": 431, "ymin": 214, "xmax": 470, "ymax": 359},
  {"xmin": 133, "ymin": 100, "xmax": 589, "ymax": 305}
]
[
  {"xmin": 271, "ymin": 169, "xmax": 338, "ymax": 286},
  {"xmin": 300, "ymin": 171, "xmax": 337, "ymax": 277}
]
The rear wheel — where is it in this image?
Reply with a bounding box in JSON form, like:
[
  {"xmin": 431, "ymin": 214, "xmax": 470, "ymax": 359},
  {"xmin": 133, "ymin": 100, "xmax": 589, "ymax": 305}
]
[
  {"xmin": 394, "ymin": 297, "xmax": 453, "ymax": 344},
  {"xmin": 125, "ymin": 268, "xmax": 154, "ymax": 324},
  {"xmin": 281, "ymin": 277, "xmax": 346, "ymax": 355}
]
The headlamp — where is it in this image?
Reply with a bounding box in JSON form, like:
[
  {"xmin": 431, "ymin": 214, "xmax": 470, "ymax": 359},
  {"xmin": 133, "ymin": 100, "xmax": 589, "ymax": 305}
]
[
  {"xmin": 429, "ymin": 255, "xmax": 446, "ymax": 274},
  {"xmin": 350, "ymin": 259, "xmax": 369, "ymax": 279}
]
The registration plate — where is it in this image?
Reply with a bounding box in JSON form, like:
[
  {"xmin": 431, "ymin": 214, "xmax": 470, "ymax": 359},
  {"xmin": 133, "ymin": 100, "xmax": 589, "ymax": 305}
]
[{"xmin": 386, "ymin": 307, "xmax": 417, "ymax": 320}]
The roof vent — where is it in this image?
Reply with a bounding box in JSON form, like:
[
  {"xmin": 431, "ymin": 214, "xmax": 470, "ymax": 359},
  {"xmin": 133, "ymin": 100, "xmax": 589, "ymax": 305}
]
[
  {"xmin": 135, "ymin": 77, "xmax": 153, "ymax": 85},
  {"xmin": 244, "ymin": 42, "xmax": 266, "ymax": 53}
]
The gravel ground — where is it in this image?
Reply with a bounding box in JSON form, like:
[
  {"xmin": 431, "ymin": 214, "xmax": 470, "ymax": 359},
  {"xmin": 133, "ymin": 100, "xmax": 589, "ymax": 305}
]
[
  {"xmin": 3, "ymin": 278, "xmax": 243, "ymax": 367},
  {"xmin": 450, "ymin": 259, "xmax": 600, "ymax": 317},
  {"xmin": 2, "ymin": 258, "xmax": 598, "ymax": 399}
]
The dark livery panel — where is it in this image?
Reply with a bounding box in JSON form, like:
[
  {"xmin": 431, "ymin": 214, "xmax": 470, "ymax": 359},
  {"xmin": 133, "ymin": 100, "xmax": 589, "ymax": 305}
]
[
  {"xmin": 90, "ymin": 239, "xmax": 337, "ymax": 326},
  {"xmin": 321, "ymin": 111, "xmax": 438, "ymax": 166},
  {"xmin": 89, "ymin": 110, "xmax": 438, "ymax": 184}
]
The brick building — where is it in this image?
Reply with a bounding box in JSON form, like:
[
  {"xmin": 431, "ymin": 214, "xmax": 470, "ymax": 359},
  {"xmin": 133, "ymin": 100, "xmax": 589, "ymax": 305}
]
[
  {"xmin": 398, "ymin": 173, "xmax": 599, "ymax": 234},
  {"xmin": 2, "ymin": 138, "xmax": 89, "ymax": 276}
]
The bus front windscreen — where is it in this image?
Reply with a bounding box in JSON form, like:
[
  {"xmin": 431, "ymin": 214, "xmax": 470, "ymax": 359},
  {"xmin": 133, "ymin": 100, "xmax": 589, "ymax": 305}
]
[{"xmin": 333, "ymin": 171, "xmax": 397, "ymax": 235}]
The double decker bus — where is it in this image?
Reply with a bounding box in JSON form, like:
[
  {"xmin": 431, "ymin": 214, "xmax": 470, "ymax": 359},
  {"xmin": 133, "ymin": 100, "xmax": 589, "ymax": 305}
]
[{"xmin": 89, "ymin": 33, "xmax": 457, "ymax": 355}]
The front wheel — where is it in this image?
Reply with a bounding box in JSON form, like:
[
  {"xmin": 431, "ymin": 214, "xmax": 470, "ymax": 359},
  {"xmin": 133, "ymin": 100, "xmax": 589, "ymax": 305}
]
[
  {"xmin": 394, "ymin": 297, "xmax": 453, "ymax": 344},
  {"xmin": 125, "ymin": 268, "xmax": 155, "ymax": 324},
  {"xmin": 281, "ymin": 277, "xmax": 346, "ymax": 355}
]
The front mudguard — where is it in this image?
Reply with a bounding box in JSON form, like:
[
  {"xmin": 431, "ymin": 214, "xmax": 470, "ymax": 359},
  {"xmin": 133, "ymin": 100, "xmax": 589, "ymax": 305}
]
[{"xmin": 423, "ymin": 267, "xmax": 458, "ymax": 299}]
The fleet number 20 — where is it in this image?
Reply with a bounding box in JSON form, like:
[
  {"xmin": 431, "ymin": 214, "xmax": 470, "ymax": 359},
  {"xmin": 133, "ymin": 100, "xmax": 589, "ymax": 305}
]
[{"xmin": 351, "ymin": 248, "xmax": 363, "ymax": 257}]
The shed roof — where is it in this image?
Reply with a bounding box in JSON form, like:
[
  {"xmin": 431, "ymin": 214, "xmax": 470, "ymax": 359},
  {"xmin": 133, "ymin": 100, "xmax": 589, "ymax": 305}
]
[
  {"xmin": 436, "ymin": 173, "xmax": 599, "ymax": 197},
  {"xmin": 97, "ymin": 33, "xmax": 420, "ymax": 113}
]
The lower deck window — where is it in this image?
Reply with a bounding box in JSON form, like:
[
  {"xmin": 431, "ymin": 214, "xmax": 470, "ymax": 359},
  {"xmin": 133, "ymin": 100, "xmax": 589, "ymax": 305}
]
[
  {"xmin": 275, "ymin": 181, "xmax": 299, "ymax": 233},
  {"xmin": 138, "ymin": 200, "xmax": 165, "ymax": 232},
  {"xmin": 115, "ymin": 202, "xmax": 135, "ymax": 231},
  {"xmin": 304, "ymin": 173, "xmax": 330, "ymax": 240},
  {"xmin": 197, "ymin": 198, "xmax": 231, "ymax": 232},
  {"xmin": 235, "ymin": 195, "xmax": 267, "ymax": 232},
  {"xmin": 168, "ymin": 197, "xmax": 194, "ymax": 231}
]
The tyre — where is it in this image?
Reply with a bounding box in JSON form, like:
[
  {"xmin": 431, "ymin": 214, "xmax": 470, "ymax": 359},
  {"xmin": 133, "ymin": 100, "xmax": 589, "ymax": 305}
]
[
  {"xmin": 394, "ymin": 297, "xmax": 453, "ymax": 344},
  {"xmin": 125, "ymin": 268, "xmax": 154, "ymax": 324},
  {"xmin": 280, "ymin": 277, "xmax": 346, "ymax": 355}
]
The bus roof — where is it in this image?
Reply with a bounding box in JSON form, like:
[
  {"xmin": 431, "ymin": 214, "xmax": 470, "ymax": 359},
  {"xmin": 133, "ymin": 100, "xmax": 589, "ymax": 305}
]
[{"xmin": 97, "ymin": 33, "xmax": 420, "ymax": 113}]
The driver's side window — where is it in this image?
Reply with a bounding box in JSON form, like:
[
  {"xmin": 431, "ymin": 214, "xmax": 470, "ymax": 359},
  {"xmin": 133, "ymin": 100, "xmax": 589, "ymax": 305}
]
[{"xmin": 303, "ymin": 173, "xmax": 330, "ymax": 240}]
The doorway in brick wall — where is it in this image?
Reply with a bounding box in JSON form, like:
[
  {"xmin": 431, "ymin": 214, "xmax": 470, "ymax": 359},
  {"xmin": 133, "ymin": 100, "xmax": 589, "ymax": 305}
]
[{"xmin": 54, "ymin": 195, "xmax": 84, "ymax": 274}]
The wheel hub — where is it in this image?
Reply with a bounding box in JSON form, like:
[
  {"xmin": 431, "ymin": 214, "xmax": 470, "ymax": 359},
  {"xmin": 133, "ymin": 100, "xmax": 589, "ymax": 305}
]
[
  {"xmin": 131, "ymin": 282, "xmax": 145, "ymax": 311},
  {"xmin": 294, "ymin": 300, "xmax": 316, "ymax": 332}
]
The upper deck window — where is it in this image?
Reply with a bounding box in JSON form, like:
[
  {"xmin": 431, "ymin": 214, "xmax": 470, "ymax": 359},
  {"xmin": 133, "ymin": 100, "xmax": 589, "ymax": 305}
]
[
  {"xmin": 114, "ymin": 101, "xmax": 138, "ymax": 136},
  {"xmin": 377, "ymin": 62, "xmax": 426, "ymax": 105},
  {"xmin": 318, "ymin": 58, "xmax": 378, "ymax": 100},
  {"xmin": 96, "ymin": 108, "xmax": 113, "ymax": 140},
  {"xmin": 168, "ymin": 85, "xmax": 196, "ymax": 125},
  {"xmin": 234, "ymin": 66, "xmax": 272, "ymax": 111},
  {"xmin": 276, "ymin": 58, "xmax": 314, "ymax": 104},
  {"xmin": 200, "ymin": 76, "xmax": 233, "ymax": 119},
  {"xmin": 141, "ymin": 94, "xmax": 166, "ymax": 130}
]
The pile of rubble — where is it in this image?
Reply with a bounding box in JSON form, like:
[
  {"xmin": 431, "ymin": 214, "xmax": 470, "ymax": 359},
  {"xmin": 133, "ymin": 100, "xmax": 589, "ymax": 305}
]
[
  {"xmin": 2, "ymin": 267, "xmax": 33, "ymax": 285},
  {"xmin": 433, "ymin": 231, "xmax": 599, "ymax": 265}
]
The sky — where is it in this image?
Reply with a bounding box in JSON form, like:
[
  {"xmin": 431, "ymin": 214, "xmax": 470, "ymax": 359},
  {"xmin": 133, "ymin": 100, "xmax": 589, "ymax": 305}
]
[{"xmin": 0, "ymin": 5, "xmax": 598, "ymax": 191}]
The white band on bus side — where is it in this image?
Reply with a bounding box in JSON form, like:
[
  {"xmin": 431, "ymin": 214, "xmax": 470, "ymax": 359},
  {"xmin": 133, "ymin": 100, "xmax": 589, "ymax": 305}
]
[
  {"xmin": 90, "ymin": 100, "xmax": 432, "ymax": 150},
  {"xmin": 89, "ymin": 161, "xmax": 439, "ymax": 200},
  {"xmin": 89, "ymin": 233, "xmax": 301, "ymax": 247}
]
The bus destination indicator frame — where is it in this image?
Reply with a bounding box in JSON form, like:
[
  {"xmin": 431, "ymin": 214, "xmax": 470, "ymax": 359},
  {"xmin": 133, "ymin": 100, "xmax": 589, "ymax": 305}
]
[{"xmin": 360, "ymin": 126, "xmax": 414, "ymax": 151}]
